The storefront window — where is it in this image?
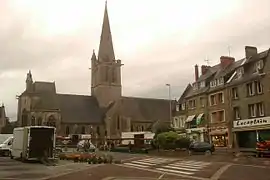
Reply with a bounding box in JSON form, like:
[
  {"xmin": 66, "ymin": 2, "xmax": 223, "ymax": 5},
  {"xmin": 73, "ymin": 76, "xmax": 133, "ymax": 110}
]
[{"xmin": 211, "ymin": 135, "xmax": 226, "ymax": 147}]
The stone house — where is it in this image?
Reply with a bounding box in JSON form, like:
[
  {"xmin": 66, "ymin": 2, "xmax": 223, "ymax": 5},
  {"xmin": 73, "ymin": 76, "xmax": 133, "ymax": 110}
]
[
  {"xmin": 16, "ymin": 2, "xmax": 173, "ymax": 140},
  {"xmin": 178, "ymin": 46, "xmax": 270, "ymax": 148},
  {"xmin": 229, "ymin": 46, "xmax": 270, "ymax": 148}
]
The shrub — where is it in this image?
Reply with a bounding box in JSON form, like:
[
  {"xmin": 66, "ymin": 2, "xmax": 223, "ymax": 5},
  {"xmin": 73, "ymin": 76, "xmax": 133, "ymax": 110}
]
[{"xmin": 157, "ymin": 131, "xmax": 179, "ymax": 149}]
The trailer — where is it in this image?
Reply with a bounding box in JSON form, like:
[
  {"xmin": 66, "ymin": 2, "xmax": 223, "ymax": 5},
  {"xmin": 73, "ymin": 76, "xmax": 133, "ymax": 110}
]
[
  {"xmin": 121, "ymin": 132, "xmax": 155, "ymax": 146},
  {"xmin": 11, "ymin": 126, "xmax": 56, "ymax": 161}
]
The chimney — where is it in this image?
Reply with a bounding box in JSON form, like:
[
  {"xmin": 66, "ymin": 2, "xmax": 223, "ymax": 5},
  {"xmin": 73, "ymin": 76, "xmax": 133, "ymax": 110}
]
[
  {"xmin": 194, "ymin": 64, "xmax": 199, "ymax": 81},
  {"xmin": 201, "ymin": 65, "xmax": 210, "ymax": 75},
  {"xmin": 220, "ymin": 56, "xmax": 235, "ymax": 68},
  {"xmin": 245, "ymin": 46, "xmax": 257, "ymax": 58}
]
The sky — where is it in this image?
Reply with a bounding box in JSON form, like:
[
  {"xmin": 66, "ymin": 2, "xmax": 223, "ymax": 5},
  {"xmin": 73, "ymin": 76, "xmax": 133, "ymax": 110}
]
[{"xmin": 0, "ymin": 0, "xmax": 270, "ymax": 121}]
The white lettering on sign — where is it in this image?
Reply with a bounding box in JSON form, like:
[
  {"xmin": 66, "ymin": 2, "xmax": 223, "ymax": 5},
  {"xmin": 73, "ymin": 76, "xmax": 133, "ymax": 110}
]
[{"xmin": 233, "ymin": 117, "xmax": 270, "ymax": 128}]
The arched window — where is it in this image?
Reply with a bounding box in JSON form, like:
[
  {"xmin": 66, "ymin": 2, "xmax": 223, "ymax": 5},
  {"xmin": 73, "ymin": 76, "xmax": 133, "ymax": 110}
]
[
  {"xmin": 96, "ymin": 126, "xmax": 100, "ymax": 135},
  {"xmin": 112, "ymin": 68, "xmax": 116, "ymax": 82},
  {"xmin": 66, "ymin": 126, "xmax": 70, "ymax": 136},
  {"xmin": 105, "ymin": 130, "xmax": 107, "ymax": 137},
  {"xmin": 37, "ymin": 117, "xmax": 42, "ymax": 126},
  {"xmin": 81, "ymin": 126, "xmax": 85, "ymax": 134},
  {"xmin": 141, "ymin": 126, "xmax": 144, "ymax": 132},
  {"xmin": 117, "ymin": 116, "xmax": 120, "ymax": 130},
  {"xmin": 131, "ymin": 125, "xmax": 133, "ymax": 132},
  {"xmin": 105, "ymin": 66, "xmax": 109, "ymax": 82},
  {"xmin": 47, "ymin": 115, "xmax": 56, "ymax": 127},
  {"xmin": 31, "ymin": 116, "xmax": 35, "ymax": 126}
]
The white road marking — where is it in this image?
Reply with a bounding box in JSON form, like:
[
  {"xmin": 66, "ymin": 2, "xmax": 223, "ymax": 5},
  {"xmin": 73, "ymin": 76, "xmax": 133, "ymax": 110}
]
[
  {"xmin": 123, "ymin": 163, "xmax": 148, "ymax": 168},
  {"xmin": 156, "ymin": 168, "xmax": 194, "ymax": 175}
]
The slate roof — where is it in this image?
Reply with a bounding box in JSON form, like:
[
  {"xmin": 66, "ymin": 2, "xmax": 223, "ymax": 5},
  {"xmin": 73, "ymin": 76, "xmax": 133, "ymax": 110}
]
[
  {"xmin": 178, "ymin": 84, "xmax": 192, "ymax": 103},
  {"xmin": 183, "ymin": 48, "xmax": 270, "ymax": 100},
  {"xmin": 57, "ymin": 94, "xmax": 104, "ymax": 124},
  {"xmin": 115, "ymin": 96, "xmax": 174, "ymax": 122}
]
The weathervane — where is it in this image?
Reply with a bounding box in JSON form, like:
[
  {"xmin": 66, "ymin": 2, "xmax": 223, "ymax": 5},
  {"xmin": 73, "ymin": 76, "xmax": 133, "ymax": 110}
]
[
  {"xmin": 204, "ymin": 55, "xmax": 210, "ymax": 66},
  {"xmin": 228, "ymin": 46, "xmax": 231, "ymax": 57}
]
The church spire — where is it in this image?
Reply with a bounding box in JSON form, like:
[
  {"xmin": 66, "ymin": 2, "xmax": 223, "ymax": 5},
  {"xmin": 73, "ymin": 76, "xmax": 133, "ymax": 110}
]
[{"xmin": 97, "ymin": 1, "xmax": 115, "ymax": 62}]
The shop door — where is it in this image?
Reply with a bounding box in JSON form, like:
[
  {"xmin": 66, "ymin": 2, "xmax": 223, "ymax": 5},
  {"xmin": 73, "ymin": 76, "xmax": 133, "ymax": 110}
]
[
  {"xmin": 134, "ymin": 134, "xmax": 144, "ymax": 148},
  {"xmin": 237, "ymin": 131, "xmax": 256, "ymax": 148}
]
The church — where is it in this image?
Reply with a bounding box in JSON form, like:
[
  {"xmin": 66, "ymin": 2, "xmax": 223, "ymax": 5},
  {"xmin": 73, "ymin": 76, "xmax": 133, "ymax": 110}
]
[{"xmin": 16, "ymin": 2, "xmax": 173, "ymax": 139}]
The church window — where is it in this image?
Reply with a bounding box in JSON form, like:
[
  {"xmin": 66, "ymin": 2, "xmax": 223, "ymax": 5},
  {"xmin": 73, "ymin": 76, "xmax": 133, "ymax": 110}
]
[
  {"xmin": 66, "ymin": 126, "xmax": 70, "ymax": 136},
  {"xmin": 22, "ymin": 114, "xmax": 28, "ymax": 127},
  {"xmin": 117, "ymin": 116, "xmax": 120, "ymax": 130},
  {"xmin": 81, "ymin": 126, "xmax": 85, "ymax": 134},
  {"xmin": 131, "ymin": 125, "xmax": 133, "ymax": 132},
  {"xmin": 105, "ymin": 130, "xmax": 107, "ymax": 137},
  {"xmin": 141, "ymin": 126, "xmax": 144, "ymax": 132},
  {"xmin": 31, "ymin": 116, "xmax": 35, "ymax": 126},
  {"xmin": 112, "ymin": 68, "xmax": 116, "ymax": 82},
  {"xmin": 96, "ymin": 126, "xmax": 100, "ymax": 135},
  {"xmin": 105, "ymin": 66, "xmax": 109, "ymax": 82},
  {"xmin": 37, "ymin": 117, "xmax": 42, "ymax": 126}
]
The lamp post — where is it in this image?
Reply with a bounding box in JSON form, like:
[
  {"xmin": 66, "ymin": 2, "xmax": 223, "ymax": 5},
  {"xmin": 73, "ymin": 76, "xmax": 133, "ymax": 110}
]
[{"xmin": 166, "ymin": 84, "xmax": 172, "ymax": 127}]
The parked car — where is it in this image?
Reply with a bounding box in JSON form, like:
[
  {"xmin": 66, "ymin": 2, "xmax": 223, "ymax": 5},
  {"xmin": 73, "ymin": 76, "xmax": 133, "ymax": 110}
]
[
  {"xmin": 0, "ymin": 135, "xmax": 13, "ymax": 156},
  {"xmin": 188, "ymin": 142, "xmax": 215, "ymax": 155}
]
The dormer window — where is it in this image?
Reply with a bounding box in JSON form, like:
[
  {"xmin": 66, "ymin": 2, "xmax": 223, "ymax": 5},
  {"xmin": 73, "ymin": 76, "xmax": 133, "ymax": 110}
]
[
  {"xmin": 181, "ymin": 103, "xmax": 186, "ymax": 110},
  {"xmin": 210, "ymin": 80, "xmax": 217, "ymax": 88},
  {"xmin": 217, "ymin": 77, "xmax": 224, "ymax": 86},
  {"xmin": 200, "ymin": 81, "xmax": 205, "ymax": 88},
  {"xmin": 193, "ymin": 83, "xmax": 198, "ymax": 90},
  {"xmin": 255, "ymin": 60, "xmax": 264, "ymax": 73},
  {"xmin": 176, "ymin": 104, "xmax": 180, "ymax": 112},
  {"xmin": 236, "ymin": 67, "xmax": 244, "ymax": 79}
]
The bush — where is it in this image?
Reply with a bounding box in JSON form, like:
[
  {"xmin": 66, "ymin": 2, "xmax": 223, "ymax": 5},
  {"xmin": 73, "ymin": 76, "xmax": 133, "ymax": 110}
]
[{"xmin": 157, "ymin": 131, "xmax": 179, "ymax": 149}]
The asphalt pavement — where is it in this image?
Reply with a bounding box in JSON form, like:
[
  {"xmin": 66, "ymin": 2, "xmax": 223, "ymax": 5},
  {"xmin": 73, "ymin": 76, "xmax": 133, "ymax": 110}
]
[{"xmin": 1, "ymin": 152, "xmax": 270, "ymax": 180}]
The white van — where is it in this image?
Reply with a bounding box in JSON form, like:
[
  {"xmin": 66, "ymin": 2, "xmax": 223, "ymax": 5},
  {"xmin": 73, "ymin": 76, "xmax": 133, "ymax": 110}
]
[{"xmin": 0, "ymin": 135, "xmax": 13, "ymax": 156}]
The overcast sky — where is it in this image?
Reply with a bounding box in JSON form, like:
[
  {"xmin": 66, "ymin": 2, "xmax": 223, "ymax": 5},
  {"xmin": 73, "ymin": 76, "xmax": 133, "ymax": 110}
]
[{"xmin": 0, "ymin": 0, "xmax": 270, "ymax": 121}]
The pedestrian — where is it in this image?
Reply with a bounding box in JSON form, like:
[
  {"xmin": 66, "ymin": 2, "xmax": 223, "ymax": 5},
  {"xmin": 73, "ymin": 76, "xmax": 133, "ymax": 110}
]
[{"xmin": 128, "ymin": 141, "xmax": 132, "ymax": 153}]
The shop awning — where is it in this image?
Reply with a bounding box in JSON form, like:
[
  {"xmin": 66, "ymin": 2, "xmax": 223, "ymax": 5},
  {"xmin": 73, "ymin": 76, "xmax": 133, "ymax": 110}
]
[
  {"xmin": 185, "ymin": 115, "xmax": 196, "ymax": 122},
  {"xmin": 196, "ymin": 113, "xmax": 204, "ymax": 125}
]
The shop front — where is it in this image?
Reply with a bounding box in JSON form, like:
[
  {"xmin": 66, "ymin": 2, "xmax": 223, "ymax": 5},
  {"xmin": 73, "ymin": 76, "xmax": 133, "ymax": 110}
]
[
  {"xmin": 233, "ymin": 117, "xmax": 270, "ymax": 148},
  {"xmin": 209, "ymin": 127, "xmax": 228, "ymax": 147}
]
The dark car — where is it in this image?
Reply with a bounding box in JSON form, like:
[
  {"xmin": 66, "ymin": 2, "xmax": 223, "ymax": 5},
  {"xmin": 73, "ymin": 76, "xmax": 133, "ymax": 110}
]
[{"xmin": 188, "ymin": 142, "xmax": 215, "ymax": 155}]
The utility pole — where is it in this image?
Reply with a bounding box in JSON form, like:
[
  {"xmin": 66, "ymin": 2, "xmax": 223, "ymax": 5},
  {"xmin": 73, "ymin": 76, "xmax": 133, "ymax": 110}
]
[{"xmin": 166, "ymin": 84, "xmax": 172, "ymax": 127}]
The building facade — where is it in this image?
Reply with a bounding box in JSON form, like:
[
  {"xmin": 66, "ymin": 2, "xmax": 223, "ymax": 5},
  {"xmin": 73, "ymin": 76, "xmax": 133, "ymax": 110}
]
[
  {"xmin": 16, "ymin": 3, "xmax": 173, "ymax": 139},
  {"xmin": 230, "ymin": 47, "xmax": 270, "ymax": 149},
  {"xmin": 177, "ymin": 46, "xmax": 270, "ymax": 148}
]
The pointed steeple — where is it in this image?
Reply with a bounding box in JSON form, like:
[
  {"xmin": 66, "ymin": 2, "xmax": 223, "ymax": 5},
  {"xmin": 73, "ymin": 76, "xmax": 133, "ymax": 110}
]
[
  {"xmin": 91, "ymin": 49, "xmax": 97, "ymax": 61},
  {"xmin": 98, "ymin": 1, "xmax": 115, "ymax": 62}
]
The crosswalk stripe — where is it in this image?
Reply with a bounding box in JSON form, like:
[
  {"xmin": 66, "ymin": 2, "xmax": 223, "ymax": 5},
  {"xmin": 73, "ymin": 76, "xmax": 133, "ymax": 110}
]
[
  {"xmin": 156, "ymin": 168, "xmax": 194, "ymax": 175},
  {"xmin": 172, "ymin": 162, "xmax": 210, "ymax": 167},
  {"xmin": 182, "ymin": 160, "xmax": 211, "ymax": 165},
  {"xmin": 131, "ymin": 161, "xmax": 156, "ymax": 166},
  {"xmin": 169, "ymin": 163, "xmax": 206, "ymax": 169},
  {"xmin": 123, "ymin": 163, "xmax": 148, "ymax": 168},
  {"xmin": 163, "ymin": 165, "xmax": 201, "ymax": 172}
]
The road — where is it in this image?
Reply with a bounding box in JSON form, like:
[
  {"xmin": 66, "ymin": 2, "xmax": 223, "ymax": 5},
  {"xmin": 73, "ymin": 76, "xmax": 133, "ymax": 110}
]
[{"xmin": 1, "ymin": 152, "xmax": 270, "ymax": 180}]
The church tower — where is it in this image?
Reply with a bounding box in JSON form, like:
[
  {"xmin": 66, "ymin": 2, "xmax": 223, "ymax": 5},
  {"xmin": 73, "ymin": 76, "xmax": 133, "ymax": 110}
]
[{"xmin": 91, "ymin": 1, "xmax": 123, "ymax": 107}]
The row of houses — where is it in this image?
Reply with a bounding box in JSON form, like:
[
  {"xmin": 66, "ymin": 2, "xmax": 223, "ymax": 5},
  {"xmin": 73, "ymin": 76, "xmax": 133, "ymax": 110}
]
[{"xmin": 173, "ymin": 46, "xmax": 270, "ymax": 149}]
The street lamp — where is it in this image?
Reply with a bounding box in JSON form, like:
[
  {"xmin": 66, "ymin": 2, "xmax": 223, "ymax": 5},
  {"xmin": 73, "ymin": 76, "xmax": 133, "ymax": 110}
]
[{"xmin": 166, "ymin": 84, "xmax": 172, "ymax": 127}]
